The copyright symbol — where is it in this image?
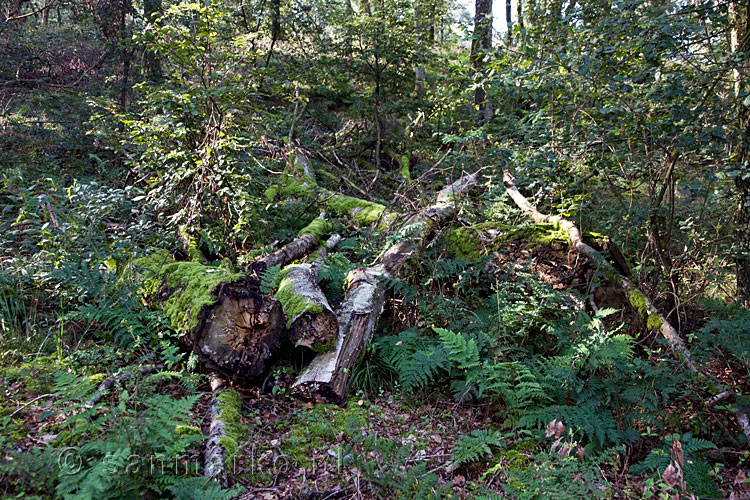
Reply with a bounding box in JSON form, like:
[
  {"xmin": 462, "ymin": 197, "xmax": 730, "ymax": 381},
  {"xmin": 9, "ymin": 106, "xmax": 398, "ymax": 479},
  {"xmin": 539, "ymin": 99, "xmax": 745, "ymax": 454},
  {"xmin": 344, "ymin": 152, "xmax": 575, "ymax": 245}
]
[{"xmin": 58, "ymin": 447, "xmax": 82, "ymax": 475}]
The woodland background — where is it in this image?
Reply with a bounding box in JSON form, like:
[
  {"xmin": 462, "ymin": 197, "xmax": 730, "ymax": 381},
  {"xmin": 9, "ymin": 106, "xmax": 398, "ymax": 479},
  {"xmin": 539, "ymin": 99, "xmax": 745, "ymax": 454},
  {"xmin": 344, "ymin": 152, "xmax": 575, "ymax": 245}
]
[{"xmin": 2, "ymin": 0, "xmax": 750, "ymax": 498}]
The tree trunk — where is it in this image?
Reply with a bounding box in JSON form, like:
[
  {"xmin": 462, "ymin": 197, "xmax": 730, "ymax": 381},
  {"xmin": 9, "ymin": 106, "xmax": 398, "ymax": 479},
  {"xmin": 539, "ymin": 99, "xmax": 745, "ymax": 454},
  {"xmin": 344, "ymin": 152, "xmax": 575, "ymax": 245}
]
[
  {"xmin": 470, "ymin": 0, "xmax": 492, "ymax": 120},
  {"xmin": 138, "ymin": 219, "xmax": 331, "ymax": 382},
  {"xmin": 291, "ymin": 172, "xmax": 478, "ymax": 403},
  {"xmin": 414, "ymin": 0, "xmax": 429, "ymax": 95},
  {"xmin": 506, "ymin": 0, "xmax": 512, "ymax": 45},
  {"xmin": 143, "ymin": 0, "xmax": 162, "ymax": 80},
  {"xmin": 730, "ymin": 0, "xmax": 750, "ymax": 308}
]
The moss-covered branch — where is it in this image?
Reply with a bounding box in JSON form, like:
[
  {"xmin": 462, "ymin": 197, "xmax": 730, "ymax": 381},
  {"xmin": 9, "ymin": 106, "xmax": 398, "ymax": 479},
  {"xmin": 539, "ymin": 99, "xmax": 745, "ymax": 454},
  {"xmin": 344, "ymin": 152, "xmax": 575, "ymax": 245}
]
[
  {"xmin": 204, "ymin": 374, "xmax": 243, "ymax": 486},
  {"xmin": 292, "ymin": 173, "xmax": 478, "ymax": 403}
]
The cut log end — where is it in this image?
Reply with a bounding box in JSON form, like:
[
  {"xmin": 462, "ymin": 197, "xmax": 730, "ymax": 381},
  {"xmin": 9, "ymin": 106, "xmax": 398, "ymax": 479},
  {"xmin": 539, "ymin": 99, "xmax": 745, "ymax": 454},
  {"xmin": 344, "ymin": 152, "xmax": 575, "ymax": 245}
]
[
  {"xmin": 195, "ymin": 278, "xmax": 284, "ymax": 382},
  {"xmin": 289, "ymin": 309, "xmax": 339, "ymax": 351}
]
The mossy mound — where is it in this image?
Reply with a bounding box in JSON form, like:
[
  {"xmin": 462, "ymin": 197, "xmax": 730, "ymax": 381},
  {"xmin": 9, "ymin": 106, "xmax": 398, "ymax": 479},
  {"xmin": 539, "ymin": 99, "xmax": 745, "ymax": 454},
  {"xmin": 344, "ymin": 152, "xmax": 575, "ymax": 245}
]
[
  {"xmin": 280, "ymin": 401, "xmax": 369, "ymax": 467},
  {"xmin": 133, "ymin": 251, "xmax": 244, "ymax": 334},
  {"xmin": 445, "ymin": 222, "xmax": 569, "ymax": 259}
]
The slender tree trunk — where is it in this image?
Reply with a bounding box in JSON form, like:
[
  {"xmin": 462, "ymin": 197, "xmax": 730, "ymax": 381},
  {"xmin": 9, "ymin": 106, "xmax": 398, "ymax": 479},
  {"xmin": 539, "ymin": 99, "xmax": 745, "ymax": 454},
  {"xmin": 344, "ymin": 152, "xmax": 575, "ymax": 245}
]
[
  {"xmin": 730, "ymin": 0, "xmax": 750, "ymax": 307},
  {"xmin": 506, "ymin": 0, "xmax": 512, "ymax": 45},
  {"xmin": 118, "ymin": 0, "xmax": 132, "ymax": 109},
  {"xmin": 270, "ymin": 0, "xmax": 281, "ymax": 41},
  {"xmin": 414, "ymin": 0, "xmax": 429, "ymax": 95},
  {"xmin": 143, "ymin": 0, "xmax": 162, "ymax": 80},
  {"xmin": 470, "ymin": 0, "xmax": 492, "ymax": 122}
]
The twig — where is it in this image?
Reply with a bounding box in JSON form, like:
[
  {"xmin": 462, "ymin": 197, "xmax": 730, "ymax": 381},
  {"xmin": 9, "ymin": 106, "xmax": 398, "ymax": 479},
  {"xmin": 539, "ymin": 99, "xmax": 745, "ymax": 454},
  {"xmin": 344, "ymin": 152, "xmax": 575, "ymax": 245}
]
[
  {"xmin": 9, "ymin": 393, "xmax": 54, "ymax": 419},
  {"xmin": 85, "ymin": 364, "xmax": 163, "ymax": 409}
]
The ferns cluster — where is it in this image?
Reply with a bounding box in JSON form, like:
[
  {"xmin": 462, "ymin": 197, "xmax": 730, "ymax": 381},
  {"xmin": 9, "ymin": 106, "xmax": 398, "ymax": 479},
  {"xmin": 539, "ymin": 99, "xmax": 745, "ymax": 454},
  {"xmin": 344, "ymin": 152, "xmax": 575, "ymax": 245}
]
[
  {"xmin": 451, "ymin": 429, "xmax": 504, "ymax": 467},
  {"xmin": 24, "ymin": 368, "xmax": 241, "ymax": 500},
  {"xmin": 373, "ymin": 268, "xmax": 680, "ymax": 450}
]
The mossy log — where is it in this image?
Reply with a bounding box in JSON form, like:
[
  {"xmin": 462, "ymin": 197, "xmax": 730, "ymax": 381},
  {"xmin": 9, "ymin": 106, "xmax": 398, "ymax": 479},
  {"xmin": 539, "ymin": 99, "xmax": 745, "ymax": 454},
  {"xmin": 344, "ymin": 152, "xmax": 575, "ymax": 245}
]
[
  {"xmin": 503, "ymin": 169, "xmax": 750, "ymax": 437},
  {"xmin": 204, "ymin": 375, "xmax": 243, "ymax": 486},
  {"xmin": 268, "ymin": 149, "xmax": 391, "ymax": 227},
  {"xmin": 135, "ymin": 254, "xmax": 283, "ymax": 382},
  {"xmin": 275, "ymin": 234, "xmax": 342, "ymax": 352},
  {"xmin": 291, "ymin": 173, "xmax": 478, "ymax": 403},
  {"xmin": 138, "ymin": 216, "xmax": 334, "ymax": 382}
]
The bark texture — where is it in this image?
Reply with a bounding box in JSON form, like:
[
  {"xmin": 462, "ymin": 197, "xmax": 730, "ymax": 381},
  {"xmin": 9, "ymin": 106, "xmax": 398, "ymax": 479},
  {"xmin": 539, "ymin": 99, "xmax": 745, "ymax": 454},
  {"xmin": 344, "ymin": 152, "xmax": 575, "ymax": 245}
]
[
  {"xmin": 470, "ymin": 0, "xmax": 492, "ymax": 119},
  {"xmin": 276, "ymin": 235, "xmax": 342, "ymax": 351},
  {"xmin": 291, "ymin": 172, "xmax": 477, "ymax": 402},
  {"xmin": 204, "ymin": 374, "xmax": 228, "ymax": 485}
]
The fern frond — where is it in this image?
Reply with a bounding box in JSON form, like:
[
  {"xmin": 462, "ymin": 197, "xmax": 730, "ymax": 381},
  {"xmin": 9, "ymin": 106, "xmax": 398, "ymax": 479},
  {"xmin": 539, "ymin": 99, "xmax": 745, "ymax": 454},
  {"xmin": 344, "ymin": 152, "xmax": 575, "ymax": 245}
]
[
  {"xmin": 436, "ymin": 327, "xmax": 480, "ymax": 369},
  {"xmin": 451, "ymin": 429, "xmax": 504, "ymax": 467}
]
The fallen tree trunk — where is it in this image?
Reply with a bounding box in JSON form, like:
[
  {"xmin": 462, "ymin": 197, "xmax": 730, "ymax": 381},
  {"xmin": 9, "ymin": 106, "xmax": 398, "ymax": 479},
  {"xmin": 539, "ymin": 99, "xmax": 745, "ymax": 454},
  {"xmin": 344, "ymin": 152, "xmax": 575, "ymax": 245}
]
[
  {"xmin": 291, "ymin": 172, "xmax": 478, "ymax": 403},
  {"xmin": 502, "ymin": 169, "xmax": 750, "ymax": 437},
  {"xmin": 276, "ymin": 234, "xmax": 342, "ymax": 352},
  {"xmin": 204, "ymin": 374, "xmax": 228, "ymax": 485},
  {"xmin": 267, "ymin": 150, "xmax": 391, "ymax": 227},
  {"xmin": 502, "ymin": 170, "xmax": 692, "ymax": 367},
  {"xmin": 136, "ymin": 218, "xmax": 331, "ymax": 382},
  {"xmin": 204, "ymin": 374, "xmax": 240, "ymax": 486}
]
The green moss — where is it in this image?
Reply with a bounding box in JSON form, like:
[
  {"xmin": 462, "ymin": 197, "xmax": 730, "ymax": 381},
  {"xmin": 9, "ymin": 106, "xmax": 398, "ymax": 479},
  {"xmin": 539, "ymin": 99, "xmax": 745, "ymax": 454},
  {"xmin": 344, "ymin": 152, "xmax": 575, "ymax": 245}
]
[
  {"xmin": 264, "ymin": 184, "xmax": 279, "ymax": 202},
  {"xmin": 279, "ymin": 179, "xmax": 317, "ymax": 198},
  {"xmin": 216, "ymin": 389, "xmax": 244, "ymax": 460},
  {"xmin": 326, "ymin": 195, "xmax": 385, "ymax": 225},
  {"xmin": 311, "ymin": 337, "xmax": 336, "ymax": 353},
  {"xmin": 137, "ymin": 257, "xmax": 243, "ymax": 334},
  {"xmin": 481, "ymin": 439, "xmax": 537, "ymax": 485},
  {"xmin": 275, "ymin": 267, "xmax": 325, "ymax": 327},
  {"xmin": 281, "ymin": 402, "xmax": 369, "ymax": 467},
  {"xmin": 445, "ymin": 223, "xmax": 569, "ymax": 259},
  {"xmin": 178, "ymin": 225, "xmax": 204, "ymax": 263},
  {"xmin": 298, "ymin": 218, "xmax": 330, "ymax": 239},
  {"xmin": 646, "ymin": 312, "xmax": 663, "ymax": 330},
  {"xmin": 175, "ymin": 425, "xmax": 201, "ymax": 437},
  {"xmin": 628, "ymin": 289, "xmax": 648, "ymax": 315},
  {"xmin": 400, "ymin": 156, "xmax": 411, "ymax": 182}
]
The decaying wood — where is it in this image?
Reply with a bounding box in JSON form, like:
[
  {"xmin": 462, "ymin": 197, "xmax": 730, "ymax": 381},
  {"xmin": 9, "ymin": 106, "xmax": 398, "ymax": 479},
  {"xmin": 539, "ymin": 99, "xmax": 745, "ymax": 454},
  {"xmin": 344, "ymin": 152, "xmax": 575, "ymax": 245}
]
[
  {"xmin": 193, "ymin": 277, "xmax": 284, "ymax": 381},
  {"xmin": 142, "ymin": 214, "xmax": 333, "ymax": 382},
  {"xmin": 254, "ymin": 234, "xmax": 318, "ymax": 273},
  {"xmin": 503, "ymin": 170, "xmax": 693, "ymax": 367},
  {"xmin": 503, "ymin": 169, "xmax": 750, "ymax": 437},
  {"xmin": 252, "ymin": 213, "xmax": 328, "ymax": 274},
  {"xmin": 291, "ymin": 173, "xmax": 477, "ymax": 403},
  {"xmin": 279, "ymin": 234, "xmax": 342, "ymax": 351},
  {"xmin": 204, "ymin": 374, "xmax": 228, "ymax": 486}
]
